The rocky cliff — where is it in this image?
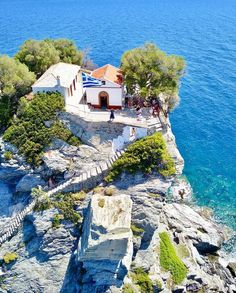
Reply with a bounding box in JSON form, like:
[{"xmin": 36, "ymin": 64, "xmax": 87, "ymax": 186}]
[{"xmin": 0, "ymin": 116, "xmax": 235, "ymax": 293}]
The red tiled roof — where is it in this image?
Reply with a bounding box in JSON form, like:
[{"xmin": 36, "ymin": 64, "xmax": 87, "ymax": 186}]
[{"xmin": 91, "ymin": 64, "xmax": 123, "ymax": 85}]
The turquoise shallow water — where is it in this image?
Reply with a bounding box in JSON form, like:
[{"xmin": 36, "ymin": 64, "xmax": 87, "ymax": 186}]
[{"xmin": 0, "ymin": 0, "xmax": 236, "ymax": 229}]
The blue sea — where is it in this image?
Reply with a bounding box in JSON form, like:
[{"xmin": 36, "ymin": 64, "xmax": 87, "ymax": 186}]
[{"xmin": 0, "ymin": 0, "xmax": 236, "ymax": 230}]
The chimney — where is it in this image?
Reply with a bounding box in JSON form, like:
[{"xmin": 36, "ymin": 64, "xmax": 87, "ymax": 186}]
[{"xmin": 56, "ymin": 76, "xmax": 61, "ymax": 87}]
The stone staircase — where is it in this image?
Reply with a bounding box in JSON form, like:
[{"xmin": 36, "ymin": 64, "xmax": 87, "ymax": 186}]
[
  {"xmin": 0, "ymin": 117, "xmax": 164, "ymax": 246},
  {"xmin": 146, "ymin": 117, "xmax": 163, "ymax": 134},
  {"xmin": 0, "ymin": 150, "xmax": 125, "ymax": 246}
]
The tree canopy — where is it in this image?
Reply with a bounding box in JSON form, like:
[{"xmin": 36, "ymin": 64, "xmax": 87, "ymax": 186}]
[
  {"xmin": 0, "ymin": 55, "xmax": 35, "ymax": 127},
  {"xmin": 53, "ymin": 39, "xmax": 83, "ymax": 65},
  {"xmin": 121, "ymin": 43, "xmax": 185, "ymax": 111},
  {"xmin": 15, "ymin": 39, "xmax": 83, "ymax": 77}
]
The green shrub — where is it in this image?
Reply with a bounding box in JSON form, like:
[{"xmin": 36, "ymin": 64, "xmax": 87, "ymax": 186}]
[
  {"xmin": 31, "ymin": 187, "xmax": 47, "ymax": 198},
  {"xmin": 34, "ymin": 195, "xmax": 52, "ymax": 212},
  {"xmin": 98, "ymin": 198, "xmax": 105, "ymax": 208},
  {"xmin": 122, "ymin": 284, "xmax": 135, "ymax": 293},
  {"xmin": 70, "ymin": 191, "xmax": 86, "ymax": 202},
  {"xmin": 3, "ymin": 92, "xmax": 81, "ymax": 166},
  {"xmin": 4, "ymin": 151, "xmax": 13, "ymax": 160},
  {"xmin": 52, "ymin": 213, "xmax": 64, "ymax": 229},
  {"xmin": 155, "ymin": 279, "xmax": 162, "ymax": 290},
  {"xmin": 105, "ymin": 133, "xmax": 175, "ymax": 182},
  {"xmin": 104, "ymin": 187, "xmax": 115, "ymax": 196},
  {"xmin": 55, "ymin": 198, "xmax": 81, "ymax": 225},
  {"xmin": 3, "ymin": 252, "xmax": 18, "ymax": 264},
  {"xmin": 50, "ymin": 120, "xmax": 81, "ymax": 146},
  {"xmin": 159, "ymin": 232, "xmax": 188, "ymax": 284},
  {"xmin": 131, "ymin": 224, "xmax": 144, "ymax": 237},
  {"xmin": 93, "ymin": 186, "xmax": 105, "ymax": 194},
  {"xmin": 131, "ymin": 267, "xmax": 154, "ymax": 293},
  {"xmin": 3, "ymin": 92, "xmax": 64, "ymax": 165}
]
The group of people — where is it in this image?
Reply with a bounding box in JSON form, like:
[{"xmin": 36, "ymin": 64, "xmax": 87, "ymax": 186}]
[
  {"xmin": 109, "ymin": 96, "xmax": 162, "ymax": 122},
  {"xmin": 150, "ymin": 99, "xmax": 161, "ymax": 118}
]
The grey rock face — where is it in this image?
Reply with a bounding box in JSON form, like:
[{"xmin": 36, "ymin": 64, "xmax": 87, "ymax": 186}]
[
  {"xmin": 42, "ymin": 150, "xmax": 70, "ymax": 174},
  {"xmin": 169, "ymin": 177, "xmax": 192, "ymax": 202},
  {"xmin": 162, "ymin": 203, "xmax": 226, "ymax": 253},
  {"xmin": 42, "ymin": 139, "xmax": 105, "ymax": 178},
  {"xmin": 162, "ymin": 118, "xmax": 184, "ymax": 175},
  {"xmin": 0, "ymin": 209, "xmax": 78, "ymax": 293},
  {"xmin": 228, "ymin": 262, "xmax": 236, "ymax": 278},
  {"xmin": 15, "ymin": 173, "xmax": 46, "ymax": 193},
  {"xmin": 0, "ymin": 165, "xmax": 29, "ymax": 183}
]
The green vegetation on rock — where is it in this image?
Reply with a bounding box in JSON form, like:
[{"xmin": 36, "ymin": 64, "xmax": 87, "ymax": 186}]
[
  {"xmin": 34, "ymin": 194, "xmax": 52, "ymax": 212},
  {"xmin": 0, "ymin": 55, "xmax": 35, "ymax": 128},
  {"xmin": 3, "ymin": 92, "xmax": 80, "ymax": 165},
  {"xmin": 93, "ymin": 186, "xmax": 115, "ymax": 196},
  {"xmin": 50, "ymin": 120, "xmax": 81, "ymax": 147},
  {"xmin": 131, "ymin": 224, "xmax": 145, "ymax": 237},
  {"xmin": 121, "ymin": 42, "xmax": 185, "ymax": 111},
  {"xmin": 69, "ymin": 191, "xmax": 87, "ymax": 202},
  {"xmin": 131, "ymin": 267, "xmax": 154, "ymax": 293},
  {"xmin": 104, "ymin": 187, "xmax": 115, "ymax": 196},
  {"xmin": 15, "ymin": 39, "xmax": 83, "ymax": 77},
  {"xmin": 54, "ymin": 194, "xmax": 82, "ymax": 225},
  {"xmin": 159, "ymin": 232, "xmax": 188, "ymax": 284},
  {"xmin": 32, "ymin": 190, "xmax": 83, "ymax": 226},
  {"xmin": 122, "ymin": 284, "xmax": 135, "ymax": 293},
  {"xmin": 31, "ymin": 187, "xmax": 47, "ymax": 198},
  {"xmin": 98, "ymin": 198, "xmax": 105, "ymax": 208},
  {"xmin": 155, "ymin": 279, "xmax": 163, "ymax": 290},
  {"xmin": 3, "ymin": 252, "xmax": 18, "ymax": 264},
  {"xmin": 52, "ymin": 213, "xmax": 64, "ymax": 229},
  {"xmin": 105, "ymin": 132, "xmax": 175, "ymax": 182},
  {"xmin": 4, "ymin": 151, "xmax": 13, "ymax": 161}
]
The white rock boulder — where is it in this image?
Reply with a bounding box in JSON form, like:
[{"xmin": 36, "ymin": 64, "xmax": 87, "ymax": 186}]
[{"xmin": 78, "ymin": 194, "xmax": 133, "ymax": 290}]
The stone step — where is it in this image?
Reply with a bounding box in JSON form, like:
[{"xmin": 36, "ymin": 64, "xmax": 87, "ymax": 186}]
[
  {"xmin": 87, "ymin": 170, "xmax": 91, "ymax": 179},
  {"xmin": 82, "ymin": 172, "xmax": 87, "ymax": 181},
  {"xmin": 110, "ymin": 156, "xmax": 116, "ymax": 163},
  {"xmin": 90, "ymin": 168, "xmax": 97, "ymax": 177},
  {"xmin": 100, "ymin": 161, "xmax": 108, "ymax": 172},
  {"xmin": 116, "ymin": 151, "xmax": 122, "ymax": 157},
  {"xmin": 106, "ymin": 160, "xmax": 112, "ymax": 168},
  {"xmin": 96, "ymin": 165, "xmax": 102, "ymax": 174}
]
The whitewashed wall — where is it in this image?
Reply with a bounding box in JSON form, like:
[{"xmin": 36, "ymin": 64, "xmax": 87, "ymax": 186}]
[
  {"xmin": 86, "ymin": 87, "xmax": 123, "ymax": 107},
  {"xmin": 65, "ymin": 81, "xmax": 83, "ymax": 108},
  {"xmin": 112, "ymin": 126, "xmax": 147, "ymax": 152},
  {"xmin": 32, "ymin": 78, "xmax": 84, "ymax": 108}
]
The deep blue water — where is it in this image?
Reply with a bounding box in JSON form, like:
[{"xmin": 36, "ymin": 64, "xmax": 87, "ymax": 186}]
[{"xmin": 0, "ymin": 0, "xmax": 236, "ymax": 229}]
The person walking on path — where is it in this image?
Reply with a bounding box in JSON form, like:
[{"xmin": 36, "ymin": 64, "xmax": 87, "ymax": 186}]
[
  {"xmin": 109, "ymin": 109, "xmax": 115, "ymax": 122},
  {"xmin": 136, "ymin": 106, "xmax": 142, "ymax": 121}
]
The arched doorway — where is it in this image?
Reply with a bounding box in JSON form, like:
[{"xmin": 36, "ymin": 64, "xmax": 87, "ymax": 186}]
[{"xmin": 99, "ymin": 91, "xmax": 109, "ymax": 109}]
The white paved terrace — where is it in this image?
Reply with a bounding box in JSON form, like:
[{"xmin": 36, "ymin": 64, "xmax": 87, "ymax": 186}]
[{"xmin": 65, "ymin": 104, "xmax": 152, "ymax": 128}]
